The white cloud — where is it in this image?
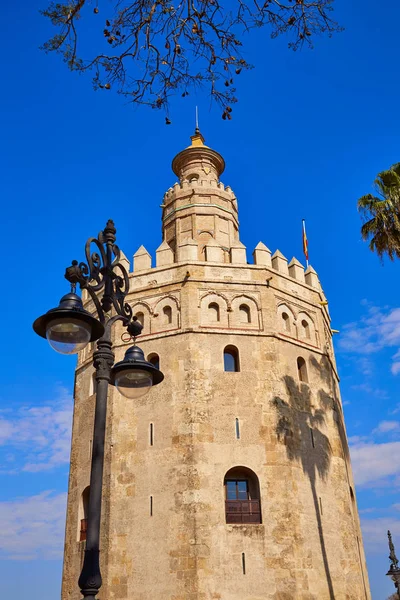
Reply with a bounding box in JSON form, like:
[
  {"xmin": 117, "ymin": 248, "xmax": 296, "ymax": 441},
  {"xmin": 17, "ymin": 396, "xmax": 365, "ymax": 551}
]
[
  {"xmin": 350, "ymin": 440, "xmax": 400, "ymax": 487},
  {"xmin": 350, "ymin": 383, "xmax": 388, "ymax": 399},
  {"xmin": 0, "ymin": 491, "xmax": 67, "ymax": 560},
  {"xmin": 0, "ymin": 387, "xmax": 73, "ymax": 473},
  {"xmin": 339, "ymin": 303, "xmax": 400, "ymax": 375},
  {"xmin": 361, "ymin": 516, "xmax": 400, "ymax": 553},
  {"xmin": 373, "ymin": 421, "xmax": 400, "ymax": 434}
]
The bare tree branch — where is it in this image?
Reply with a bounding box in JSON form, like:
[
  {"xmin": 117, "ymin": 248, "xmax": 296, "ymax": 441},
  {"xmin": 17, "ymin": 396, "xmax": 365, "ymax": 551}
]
[{"xmin": 40, "ymin": 0, "xmax": 341, "ymax": 118}]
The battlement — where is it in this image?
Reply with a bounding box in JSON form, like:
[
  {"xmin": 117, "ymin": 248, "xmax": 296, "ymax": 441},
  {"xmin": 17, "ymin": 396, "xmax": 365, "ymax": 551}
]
[
  {"xmin": 163, "ymin": 179, "xmax": 237, "ymax": 202},
  {"xmin": 126, "ymin": 240, "xmax": 322, "ymax": 291}
]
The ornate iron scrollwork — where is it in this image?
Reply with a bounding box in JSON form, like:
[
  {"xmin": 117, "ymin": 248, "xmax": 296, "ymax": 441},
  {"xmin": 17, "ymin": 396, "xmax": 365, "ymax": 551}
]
[{"xmin": 64, "ymin": 219, "xmax": 132, "ymax": 325}]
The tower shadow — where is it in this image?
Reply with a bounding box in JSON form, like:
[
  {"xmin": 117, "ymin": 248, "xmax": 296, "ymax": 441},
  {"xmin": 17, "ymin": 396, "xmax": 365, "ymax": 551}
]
[{"xmin": 273, "ymin": 372, "xmax": 335, "ymax": 600}]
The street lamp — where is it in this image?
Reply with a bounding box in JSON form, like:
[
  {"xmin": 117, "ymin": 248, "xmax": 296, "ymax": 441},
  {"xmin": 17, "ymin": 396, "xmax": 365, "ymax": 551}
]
[
  {"xmin": 387, "ymin": 530, "xmax": 400, "ymax": 600},
  {"xmin": 33, "ymin": 219, "xmax": 164, "ymax": 600}
]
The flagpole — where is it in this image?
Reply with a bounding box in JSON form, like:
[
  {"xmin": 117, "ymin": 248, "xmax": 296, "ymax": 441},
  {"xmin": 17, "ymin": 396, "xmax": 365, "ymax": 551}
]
[{"xmin": 302, "ymin": 219, "xmax": 309, "ymax": 268}]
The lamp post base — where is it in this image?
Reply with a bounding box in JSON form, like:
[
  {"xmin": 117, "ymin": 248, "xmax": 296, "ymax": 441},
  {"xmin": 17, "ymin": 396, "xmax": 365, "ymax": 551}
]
[{"xmin": 78, "ymin": 548, "xmax": 102, "ymax": 600}]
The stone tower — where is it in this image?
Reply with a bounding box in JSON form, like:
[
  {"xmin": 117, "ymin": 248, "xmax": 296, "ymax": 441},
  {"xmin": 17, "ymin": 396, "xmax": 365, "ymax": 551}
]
[{"xmin": 62, "ymin": 130, "xmax": 371, "ymax": 600}]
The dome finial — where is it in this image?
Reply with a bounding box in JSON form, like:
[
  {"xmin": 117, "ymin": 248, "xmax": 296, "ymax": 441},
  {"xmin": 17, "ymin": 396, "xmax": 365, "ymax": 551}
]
[{"xmin": 195, "ymin": 106, "xmax": 200, "ymax": 135}]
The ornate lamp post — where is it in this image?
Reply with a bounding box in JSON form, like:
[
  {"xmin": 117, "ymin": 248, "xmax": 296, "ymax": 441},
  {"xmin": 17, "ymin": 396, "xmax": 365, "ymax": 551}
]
[
  {"xmin": 387, "ymin": 530, "xmax": 400, "ymax": 599},
  {"xmin": 33, "ymin": 220, "xmax": 164, "ymax": 600}
]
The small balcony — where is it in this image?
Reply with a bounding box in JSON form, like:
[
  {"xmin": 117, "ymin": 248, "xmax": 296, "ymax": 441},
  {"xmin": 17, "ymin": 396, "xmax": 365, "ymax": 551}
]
[
  {"xmin": 80, "ymin": 518, "xmax": 88, "ymax": 542},
  {"xmin": 225, "ymin": 500, "xmax": 261, "ymax": 524}
]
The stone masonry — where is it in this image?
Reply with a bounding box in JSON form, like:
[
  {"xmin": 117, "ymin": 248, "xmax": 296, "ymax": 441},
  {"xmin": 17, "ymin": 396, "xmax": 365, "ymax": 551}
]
[{"xmin": 62, "ymin": 129, "xmax": 371, "ymax": 600}]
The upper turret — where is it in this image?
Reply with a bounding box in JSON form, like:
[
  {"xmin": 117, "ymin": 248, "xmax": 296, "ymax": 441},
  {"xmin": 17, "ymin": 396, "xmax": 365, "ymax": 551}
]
[{"xmin": 162, "ymin": 129, "xmax": 240, "ymax": 261}]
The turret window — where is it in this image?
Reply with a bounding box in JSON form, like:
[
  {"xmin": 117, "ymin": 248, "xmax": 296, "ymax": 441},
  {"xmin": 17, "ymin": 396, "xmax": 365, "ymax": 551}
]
[
  {"xmin": 188, "ymin": 174, "xmax": 199, "ymax": 183},
  {"xmin": 297, "ymin": 357, "xmax": 308, "ymax": 383},
  {"xmin": 224, "ymin": 346, "xmax": 240, "ymax": 372},
  {"xmin": 208, "ymin": 302, "xmax": 220, "ymax": 322},
  {"xmin": 224, "ymin": 467, "xmax": 261, "ymax": 524},
  {"xmin": 163, "ymin": 305, "xmax": 172, "ymax": 325},
  {"xmin": 282, "ymin": 312, "xmax": 291, "ymax": 333},
  {"xmin": 239, "ymin": 304, "xmax": 251, "ymax": 324},
  {"xmin": 148, "ymin": 353, "xmax": 160, "ymax": 370},
  {"xmin": 301, "ymin": 320, "xmax": 311, "ymax": 339},
  {"xmin": 135, "ymin": 312, "xmax": 144, "ymax": 326}
]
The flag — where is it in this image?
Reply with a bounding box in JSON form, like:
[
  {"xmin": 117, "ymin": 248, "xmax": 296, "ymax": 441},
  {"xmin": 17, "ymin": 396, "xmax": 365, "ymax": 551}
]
[{"xmin": 302, "ymin": 219, "xmax": 309, "ymax": 263}]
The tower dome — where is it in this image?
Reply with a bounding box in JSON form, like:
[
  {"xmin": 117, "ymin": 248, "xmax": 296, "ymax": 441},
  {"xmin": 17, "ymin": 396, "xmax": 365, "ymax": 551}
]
[{"xmin": 171, "ymin": 127, "xmax": 225, "ymax": 183}]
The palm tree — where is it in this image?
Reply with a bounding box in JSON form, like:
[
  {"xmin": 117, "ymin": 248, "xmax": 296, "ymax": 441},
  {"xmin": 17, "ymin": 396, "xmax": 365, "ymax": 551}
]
[{"xmin": 357, "ymin": 163, "xmax": 400, "ymax": 260}]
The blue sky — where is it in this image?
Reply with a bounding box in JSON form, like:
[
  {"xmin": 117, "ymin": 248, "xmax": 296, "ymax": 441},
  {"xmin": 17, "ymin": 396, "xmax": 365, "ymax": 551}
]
[{"xmin": 1, "ymin": 0, "xmax": 400, "ymax": 598}]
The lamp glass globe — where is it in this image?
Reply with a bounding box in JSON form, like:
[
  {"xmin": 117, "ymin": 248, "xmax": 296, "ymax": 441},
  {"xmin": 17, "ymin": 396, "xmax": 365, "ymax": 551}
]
[
  {"xmin": 115, "ymin": 369, "xmax": 152, "ymax": 399},
  {"xmin": 46, "ymin": 318, "xmax": 91, "ymax": 355}
]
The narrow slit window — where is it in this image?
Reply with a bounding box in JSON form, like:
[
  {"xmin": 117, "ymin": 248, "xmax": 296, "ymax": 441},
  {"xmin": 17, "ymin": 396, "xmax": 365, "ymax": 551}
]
[
  {"xmin": 319, "ymin": 497, "xmax": 323, "ymax": 515},
  {"xmin": 310, "ymin": 429, "xmax": 315, "ymax": 448},
  {"xmin": 242, "ymin": 552, "xmax": 246, "ymax": 575},
  {"xmin": 235, "ymin": 418, "xmax": 240, "ymax": 440},
  {"xmin": 150, "ymin": 423, "xmax": 154, "ymax": 446},
  {"xmin": 150, "ymin": 495, "xmax": 153, "ymax": 516},
  {"xmin": 297, "ymin": 357, "xmax": 308, "ymax": 383}
]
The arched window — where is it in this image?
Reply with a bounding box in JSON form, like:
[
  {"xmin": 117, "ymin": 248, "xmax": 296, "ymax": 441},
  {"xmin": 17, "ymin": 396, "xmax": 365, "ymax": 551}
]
[
  {"xmin": 135, "ymin": 312, "xmax": 144, "ymax": 326},
  {"xmin": 148, "ymin": 353, "xmax": 160, "ymax": 370},
  {"xmin": 224, "ymin": 466, "xmax": 261, "ymax": 524},
  {"xmin": 297, "ymin": 357, "xmax": 308, "ymax": 383},
  {"xmin": 188, "ymin": 174, "xmax": 199, "ymax": 183},
  {"xmin": 163, "ymin": 305, "xmax": 172, "ymax": 325},
  {"xmin": 208, "ymin": 302, "xmax": 220, "ymax": 322},
  {"xmin": 239, "ymin": 304, "xmax": 251, "ymax": 324},
  {"xmin": 224, "ymin": 346, "xmax": 240, "ymax": 372},
  {"xmin": 282, "ymin": 312, "xmax": 291, "ymax": 333},
  {"xmin": 80, "ymin": 486, "xmax": 90, "ymax": 541},
  {"xmin": 301, "ymin": 319, "xmax": 310, "ymax": 339}
]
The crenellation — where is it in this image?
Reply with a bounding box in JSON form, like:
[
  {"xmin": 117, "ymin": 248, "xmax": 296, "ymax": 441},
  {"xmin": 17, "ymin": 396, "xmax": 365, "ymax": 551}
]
[
  {"xmin": 133, "ymin": 245, "xmax": 152, "ymax": 272},
  {"xmin": 288, "ymin": 257, "xmax": 305, "ymax": 283},
  {"xmin": 156, "ymin": 240, "xmax": 174, "ymax": 267},
  {"xmin": 178, "ymin": 237, "xmax": 198, "ymax": 262},
  {"xmin": 271, "ymin": 250, "xmax": 289, "ymax": 275},
  {"xmin": 119, "ymin": 250, "xmax": 130, "ymax": 274},
  {"xmin": 230, "ymin": 240, "xmax": 247, "ymax": 264},
  {"xmin": 305, "ymin": 265, "xmax": 320, "ymax": 290},
  {"xmin": 253, "ymin": 242, "xmax": 272, "ymax": 267},
  {"xmin": 205, "ymin": 239, "xmax": 224, "ymax": 263}
]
